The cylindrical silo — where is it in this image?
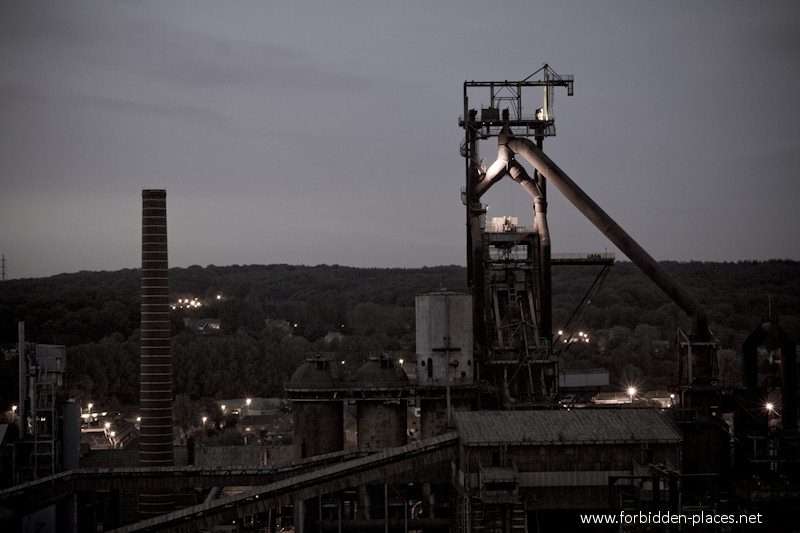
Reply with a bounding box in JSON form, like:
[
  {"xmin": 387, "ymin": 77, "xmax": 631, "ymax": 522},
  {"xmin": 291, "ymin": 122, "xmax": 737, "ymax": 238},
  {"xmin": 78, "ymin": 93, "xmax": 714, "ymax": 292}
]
[
  {"xmin": 415, "ymin": 292, "xmax": 473, "ymax": 387},
  {"xmin": 416, "ymin": 292, "xmax": 474, "ymax": 438},
  {"xmin": 285, "ymin": 356, "xmax": 344, "ymax": 460},
  {"xmin": 352, "ymin": 355, "xmax": 409, "ymax": 451},
  {"xmin": 285, "ymin": 356, "xmax": 344, "ymax": 533}
]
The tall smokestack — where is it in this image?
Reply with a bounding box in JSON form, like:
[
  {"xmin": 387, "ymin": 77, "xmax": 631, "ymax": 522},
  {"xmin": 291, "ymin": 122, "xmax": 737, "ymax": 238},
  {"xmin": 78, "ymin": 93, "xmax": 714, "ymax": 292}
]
[{"xmin": 139, "ymin": 189, "xmax": 174, "ymax": 517}]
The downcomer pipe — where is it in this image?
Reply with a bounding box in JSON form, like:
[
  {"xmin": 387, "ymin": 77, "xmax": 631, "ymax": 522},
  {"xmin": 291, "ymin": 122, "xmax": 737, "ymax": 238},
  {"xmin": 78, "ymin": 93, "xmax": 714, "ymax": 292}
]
[
  {"xmin": 504, "ymin": 136, "xmax": 710, "ymax": 338},
  {"xmin": 471, "ymin": 129, "xmax": 554, "ymax": 342},
  {"xmin": 507, "ymin": 160, "xmax": 552, "ymax": 344}
]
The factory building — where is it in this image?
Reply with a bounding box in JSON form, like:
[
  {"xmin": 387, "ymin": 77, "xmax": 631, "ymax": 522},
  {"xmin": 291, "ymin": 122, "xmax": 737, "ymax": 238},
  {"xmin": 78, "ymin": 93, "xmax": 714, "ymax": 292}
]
[
  {"xmin": 1, "ymin": 68, "xmax": 798, "ymax": 532},
  {"xmin": 452, "ymin": 410, "xmax": 682, "ymax": 531}
]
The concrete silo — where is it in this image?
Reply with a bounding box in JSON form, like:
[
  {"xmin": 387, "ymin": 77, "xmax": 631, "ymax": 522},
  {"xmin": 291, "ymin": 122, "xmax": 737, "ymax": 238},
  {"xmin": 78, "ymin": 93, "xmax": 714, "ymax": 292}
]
[
  {"xmin": 351, "ymin": 355, "xmax": 410, "ymax": 451},
  {"xmin": 285, "ymin": 356, "xmax": 344, "ymax": 460},
  {"xmin": 415, "ymin": 292, "xmax": 473, "ymax": 438}
]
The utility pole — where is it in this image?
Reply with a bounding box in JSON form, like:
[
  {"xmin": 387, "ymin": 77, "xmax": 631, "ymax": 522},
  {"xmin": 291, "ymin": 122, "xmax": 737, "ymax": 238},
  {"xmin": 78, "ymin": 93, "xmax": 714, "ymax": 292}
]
[{"xmin": 1, "ymin": 254, "xmax": 6, "ymax": 280}]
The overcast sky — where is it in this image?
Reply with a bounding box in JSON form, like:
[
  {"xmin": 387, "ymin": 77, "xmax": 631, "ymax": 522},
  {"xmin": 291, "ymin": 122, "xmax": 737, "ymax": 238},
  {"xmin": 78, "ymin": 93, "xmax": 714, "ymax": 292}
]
[{"xmin": 2, "ymin": 1, "xmax": 799, "ymax": 279}]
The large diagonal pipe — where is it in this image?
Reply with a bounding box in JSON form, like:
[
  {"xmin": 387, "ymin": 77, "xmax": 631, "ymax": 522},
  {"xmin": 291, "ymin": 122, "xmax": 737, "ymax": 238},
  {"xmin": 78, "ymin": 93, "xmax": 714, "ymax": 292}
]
[{"xmin": 504, "ymin": 136, "xmax": 710, "ymax": 339}]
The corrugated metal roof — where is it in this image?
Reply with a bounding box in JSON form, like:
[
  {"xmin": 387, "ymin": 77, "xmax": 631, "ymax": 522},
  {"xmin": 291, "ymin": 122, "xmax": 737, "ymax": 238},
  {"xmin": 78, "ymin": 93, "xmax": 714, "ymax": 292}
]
[{"xmin": 454, "ymin": 409, "xmax": 681, "ymax": 445}]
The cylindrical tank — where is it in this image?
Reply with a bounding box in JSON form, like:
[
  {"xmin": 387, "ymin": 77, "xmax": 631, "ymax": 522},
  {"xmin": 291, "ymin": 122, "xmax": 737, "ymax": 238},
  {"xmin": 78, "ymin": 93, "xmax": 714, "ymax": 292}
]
[
  {"xmin": 352, "ymin": 355, "xmax": 409, "ymax": 451},
  {"xmin": 415, "ymin": 292, "xmax": 473, "ymax": 387},
  {"xmin": 286, "ymin": 357, "xmax": 344, "ymax": 460}
]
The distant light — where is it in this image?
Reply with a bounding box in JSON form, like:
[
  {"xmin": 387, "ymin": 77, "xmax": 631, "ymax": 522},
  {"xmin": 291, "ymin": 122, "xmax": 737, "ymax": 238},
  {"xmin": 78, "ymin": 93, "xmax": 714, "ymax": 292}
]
[
  {"xmin": 627, "ymin": 387, "xmax": 637, "ymax": 398},
  {"xmin": 766, "ymin": 402, "xmax": 775, "ymax": 412},
  {"xmin": 87, "ymin": 403, "xmax": 93, "ymax": 410},
  {"xmin": 105, "ymin": 422, "xmax": 111, "ymax": 429},
  {"xmin": 136, "ymin": 416, "xmax": 141, "ymax": 422},
  {"xmin": 221, "ymin": 404, "xmax": 226, "ymax": 411},
  {"xmin": 217, "ymin": 294, "xmax": 222, "ymax": 300},
  {"xmin": 341, "ymin": 360, "xmax": 346, "ymax": 365},
  {"xmin": 246, "ymin": 398, "xmax": 251, "ymax": 406},
  {"xmin": 557, "ymin": 330, "xmax": 563, "ymax": 335},
  {"xmin": 202, "ymin": 416, "xmax": 207, "ymax": 423},
  {"xmin": 399, "ymin": 359, "xmax": 404, "ymax": 365},
  {"xmin": 12, "ymin": 405, "xmax": 17, "ymax": 413},
  {"xmin": 110, "ymin": 431, "xmax": 115, "ymax": 437}
]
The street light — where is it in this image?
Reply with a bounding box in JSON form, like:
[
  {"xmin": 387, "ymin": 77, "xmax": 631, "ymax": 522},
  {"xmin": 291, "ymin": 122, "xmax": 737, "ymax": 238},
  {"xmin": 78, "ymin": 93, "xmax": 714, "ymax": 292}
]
[{"xmin": 627, "ymin": 387, "xmax": 637, "ymax": 402}]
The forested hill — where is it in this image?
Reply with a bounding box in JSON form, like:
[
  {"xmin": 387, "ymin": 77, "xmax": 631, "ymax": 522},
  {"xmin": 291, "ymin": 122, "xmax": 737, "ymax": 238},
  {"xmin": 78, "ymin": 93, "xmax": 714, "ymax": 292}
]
[{"xmin": 1, "ymin": 261, "xmax": 798, "ymax": 411}]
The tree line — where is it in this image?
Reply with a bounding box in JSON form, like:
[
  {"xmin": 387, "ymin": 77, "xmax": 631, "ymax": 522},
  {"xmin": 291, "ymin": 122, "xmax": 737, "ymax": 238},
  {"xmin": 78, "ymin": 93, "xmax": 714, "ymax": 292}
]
[{"xmin": 1, "ymin": 260, "xmax": 798, "ymax": 413}]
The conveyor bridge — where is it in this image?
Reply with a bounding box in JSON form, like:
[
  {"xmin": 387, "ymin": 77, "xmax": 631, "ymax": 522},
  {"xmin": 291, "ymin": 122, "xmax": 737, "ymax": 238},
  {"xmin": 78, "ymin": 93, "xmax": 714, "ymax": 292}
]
[{"xmin": 0, "ymin": 432, "xmax": 459, "ymax": 532}]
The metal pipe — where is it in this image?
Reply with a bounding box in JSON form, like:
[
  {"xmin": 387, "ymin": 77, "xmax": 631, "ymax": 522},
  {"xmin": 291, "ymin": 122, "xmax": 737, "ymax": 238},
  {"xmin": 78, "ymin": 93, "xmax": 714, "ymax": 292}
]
[
  {"xmin": 507, "ymin": 161, "xmax": 552, "ymax": 344},
  {"xmin": 472, "ymin": 128, "xmax": 555, "ymax": 344},
  {"xmin": 504, "ymin": 136, "xmax": 710, "ymax": 338}
]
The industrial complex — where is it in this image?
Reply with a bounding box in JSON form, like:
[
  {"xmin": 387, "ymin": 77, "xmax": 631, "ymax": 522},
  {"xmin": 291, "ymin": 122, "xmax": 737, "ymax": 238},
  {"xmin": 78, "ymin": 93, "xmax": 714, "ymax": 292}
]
[{"xmin": 1, "ymin": 67, "xmax": 798, "ymax": 532}]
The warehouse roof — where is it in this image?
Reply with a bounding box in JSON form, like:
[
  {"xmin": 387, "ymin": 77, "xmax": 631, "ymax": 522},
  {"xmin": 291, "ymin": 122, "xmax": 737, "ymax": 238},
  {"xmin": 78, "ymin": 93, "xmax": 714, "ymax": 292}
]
[{"xmin": 454, "ymin": 408, "xmax": 681, "ymax": 446}]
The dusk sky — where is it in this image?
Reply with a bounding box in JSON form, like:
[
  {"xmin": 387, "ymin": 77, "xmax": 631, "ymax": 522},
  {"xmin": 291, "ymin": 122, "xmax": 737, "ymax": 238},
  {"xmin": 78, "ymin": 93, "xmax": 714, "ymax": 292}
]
[{"xmin": 2, "ymin": 1, "xmax": 799, "ymax": 279}]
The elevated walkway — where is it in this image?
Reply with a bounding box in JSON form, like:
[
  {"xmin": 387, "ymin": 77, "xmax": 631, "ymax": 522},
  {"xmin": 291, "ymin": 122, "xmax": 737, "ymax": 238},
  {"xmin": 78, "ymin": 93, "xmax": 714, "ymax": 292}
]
[{"xmin": 551, "ymin": 252, "xmax": 615, "ymax": 266}]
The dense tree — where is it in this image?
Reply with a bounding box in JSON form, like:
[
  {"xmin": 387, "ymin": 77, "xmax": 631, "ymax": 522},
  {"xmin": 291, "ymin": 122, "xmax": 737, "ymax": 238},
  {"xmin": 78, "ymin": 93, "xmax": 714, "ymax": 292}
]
[{"xmin": 2, "ymin": 261, "xmax": 798, "ymax": 411}]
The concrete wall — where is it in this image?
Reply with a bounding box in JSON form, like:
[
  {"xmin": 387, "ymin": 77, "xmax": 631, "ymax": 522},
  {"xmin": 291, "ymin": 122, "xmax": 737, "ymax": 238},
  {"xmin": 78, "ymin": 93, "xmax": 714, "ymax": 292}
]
[
  {"xmin": 357, "ymin": 401, "xmax": 407, "ymax": 451},
  {"xmin": 292, "ymin": 401, "xmax": 343, "ymax": 460}
]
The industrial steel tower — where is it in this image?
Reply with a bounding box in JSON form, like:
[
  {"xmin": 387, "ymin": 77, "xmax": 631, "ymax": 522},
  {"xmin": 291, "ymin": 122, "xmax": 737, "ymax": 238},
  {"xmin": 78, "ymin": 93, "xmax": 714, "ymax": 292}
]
[{"xmin": 459, "ymin": 65, "xmax": 575, "ymax": 406}]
